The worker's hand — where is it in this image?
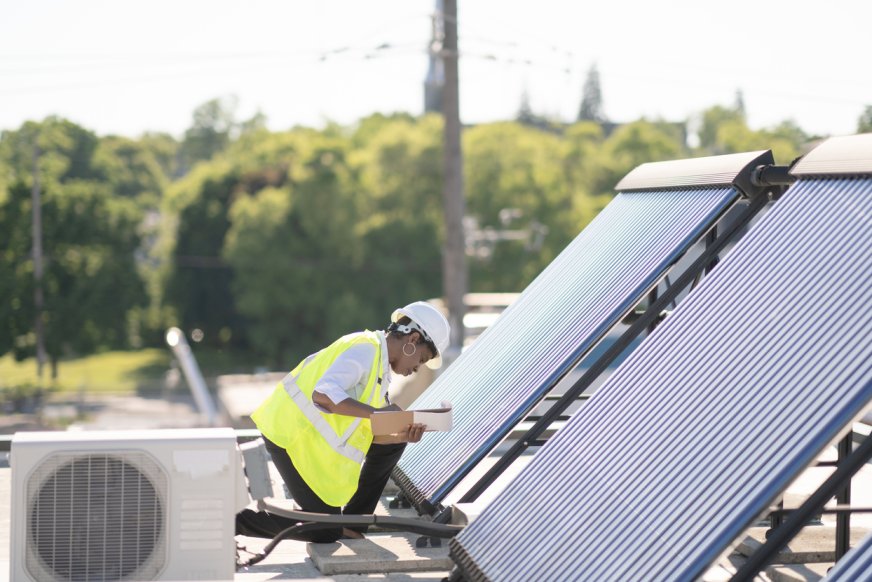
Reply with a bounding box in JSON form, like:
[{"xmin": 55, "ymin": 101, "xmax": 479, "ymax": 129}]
[
  {"xmin": 379, "ymin": 403, "xmax": 402, "ymax": 412},
  {"xmin": 401, "ymin": 423, "xmax": 426, "ymax": 443}
]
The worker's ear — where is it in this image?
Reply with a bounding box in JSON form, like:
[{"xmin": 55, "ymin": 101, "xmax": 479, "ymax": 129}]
[{"xmin": 408, "ymin": 331, "xmax": 422, "ymax": 345}]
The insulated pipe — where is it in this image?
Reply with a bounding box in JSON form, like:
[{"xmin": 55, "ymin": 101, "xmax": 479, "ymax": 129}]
[
  {"xmin": 255, "ymin": 498, "xmax": 463, "ymax": 538},
  {"xmin": 165, "ymin": 327, "xmax": 218, "ymax": 426},
  {"xmin": 751, "ymin": 164, "xmax": 797, "ymax": 188},
  {"xmin": 240, "ymin": 516, "xmax": 461, "ymax": 568}
]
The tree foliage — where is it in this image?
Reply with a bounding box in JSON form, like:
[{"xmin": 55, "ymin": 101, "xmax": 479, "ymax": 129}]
[
  {"xmin": 178, "ymin": 97, "xmax": 239, "ymax": 172},
  {"xmin": 465, "ymin": 122, "xmax": 581, "ymax": 290},
  {"xmin": 0, "ymin": 96, "xmax": 824, "ymax": 373},
  {"xmin": 220, "ymin": 115, "xmax": 445, "ymax": 365},
  {"xmin": 577, "ymin": 64, "xmax": 606, "ymax": 123},
  {"xmin": 95, "ymin": 135, "xmax": 167, "ymax": 205},
  {"xmin": 0, "ymin": 119, "xmax": 147, "ymax": 372},
  {"xmin": 695, "ymin": 105, "xmax": 805, "ymax": 164},
  {"xmin": 698, "ymin": 105, "xmax": 745, "ymax": 152},
  {"xmin": 858, "ymin": 105, "xmax": 872, "ymax": 134},
  {"xmin": 161, "ymin": 161, "xmax": 241, "ymax": 350}
]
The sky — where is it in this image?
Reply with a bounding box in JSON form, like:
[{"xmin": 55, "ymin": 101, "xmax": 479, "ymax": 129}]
[{"xmin": 2, "ymin": 0, "xmax": 871, "ymax": 140}]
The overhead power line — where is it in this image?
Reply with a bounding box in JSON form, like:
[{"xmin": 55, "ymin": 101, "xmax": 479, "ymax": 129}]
[{"xmin": 0, "ymin": 43, "xmax": 428, "ymax": 97}]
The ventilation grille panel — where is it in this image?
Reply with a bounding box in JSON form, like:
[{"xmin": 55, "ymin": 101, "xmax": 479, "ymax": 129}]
[{"xmin": 26, "ymin": 452, "xmax": 167, "ymax": 582}]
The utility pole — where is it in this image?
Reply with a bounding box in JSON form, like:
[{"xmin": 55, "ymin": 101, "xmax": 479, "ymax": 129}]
[
  {"xmin": 440, "ymin": 0, "xmax": 467, "ymax": 358},
  {"xmin": 424, "ymin": 0, "xmax": 445, "ymax": 114},
  {"xmin": 32, "ymin": 142, "xmax": 47, "ymax": 378}
]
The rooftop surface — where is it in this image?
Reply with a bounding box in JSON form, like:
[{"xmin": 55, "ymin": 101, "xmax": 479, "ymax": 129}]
[
  {"xmin": 1, "ymin": 373, "xmax": 870, "ymax": 582},
  {"xmin": 1, "ymin": 426, "xmax": 871, "ymax": 582}
]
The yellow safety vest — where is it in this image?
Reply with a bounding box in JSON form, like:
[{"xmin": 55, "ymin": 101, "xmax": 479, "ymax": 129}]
[{"xmin": 251, "ymin": 331, "xmax": 385, "ymax": 506}]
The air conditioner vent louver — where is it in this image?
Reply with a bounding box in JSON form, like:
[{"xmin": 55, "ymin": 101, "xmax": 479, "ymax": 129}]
[{"xmin": 26, "ymin": 452, "xmax": 167, "ymax": 582}]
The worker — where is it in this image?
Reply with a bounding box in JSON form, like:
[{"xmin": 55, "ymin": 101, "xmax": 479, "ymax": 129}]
[{"xmin": 236, "ymin": 301, "xmax": 450, "ymax": 542}]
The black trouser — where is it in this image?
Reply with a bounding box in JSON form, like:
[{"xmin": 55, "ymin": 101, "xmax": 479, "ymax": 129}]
[{"xmin": 236, "ymin": 436, "xmax": 406, "ymax": 543}]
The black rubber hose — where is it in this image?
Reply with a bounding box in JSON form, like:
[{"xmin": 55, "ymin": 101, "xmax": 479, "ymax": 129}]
[
  {"xmin": 237, "ymin": 500, "xmax": 465, "ymax": 569},
  {"xmin": 257, "ymin": 499, "xmax": 463, "ymax": 536},
  {"xmin": 239, "ymin": 522, "xmax": 336, "ymax": 567}
]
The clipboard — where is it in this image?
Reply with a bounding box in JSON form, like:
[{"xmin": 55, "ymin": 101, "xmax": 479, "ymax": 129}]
[{"xmin": 370, "ymin": 401, "xmax": 452, "ymax": 436}]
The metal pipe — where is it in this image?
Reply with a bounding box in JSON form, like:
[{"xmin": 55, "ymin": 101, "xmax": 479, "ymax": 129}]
[{"xmin": 165, "ymin": 327, "xmax": 218, "ymax": 426}]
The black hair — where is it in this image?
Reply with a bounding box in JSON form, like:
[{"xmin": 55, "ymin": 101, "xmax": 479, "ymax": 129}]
[{"xmin": 387, "ymin": 316, "xmax": 438, "ymax": 357}]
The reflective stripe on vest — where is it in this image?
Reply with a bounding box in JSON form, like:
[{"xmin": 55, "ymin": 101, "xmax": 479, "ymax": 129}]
[{"xmin": 281, "ymin": 370, "xmax": 380, "ymax": 465}]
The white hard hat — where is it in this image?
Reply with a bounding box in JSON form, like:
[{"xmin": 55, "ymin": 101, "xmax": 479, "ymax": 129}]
[{"xmin": 391, "ymin": 301, "xmax": 451, "ymax": 369}]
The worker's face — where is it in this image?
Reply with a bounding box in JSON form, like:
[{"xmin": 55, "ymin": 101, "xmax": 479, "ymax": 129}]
[{"xmin": 391, "ymin": 333, "xmax": 436, "ymax": 376}]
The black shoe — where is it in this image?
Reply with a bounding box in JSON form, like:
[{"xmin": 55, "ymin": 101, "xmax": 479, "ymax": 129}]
[{"xmin": 236, "ymin": 508, "xmax": 275, "ymax": 538}]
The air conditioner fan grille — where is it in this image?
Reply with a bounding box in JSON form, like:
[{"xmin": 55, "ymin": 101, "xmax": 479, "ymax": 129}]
[{"xmin": 27, "ymin": 452, "xmax": 166, "ymax": 582}]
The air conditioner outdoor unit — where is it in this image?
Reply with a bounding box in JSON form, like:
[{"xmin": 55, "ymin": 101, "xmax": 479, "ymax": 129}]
[{"xmin": 10, "ymin": 428, "xmax": 250, "ymax": 581}]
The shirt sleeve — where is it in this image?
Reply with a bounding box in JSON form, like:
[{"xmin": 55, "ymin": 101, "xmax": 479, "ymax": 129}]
[{"xmin": 312, "ymin": 343, "xmax": 377, "ymax": 411}]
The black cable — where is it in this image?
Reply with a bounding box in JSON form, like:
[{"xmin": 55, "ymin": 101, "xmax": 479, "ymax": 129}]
[
  {"xmin": 239, "ymin": 522, "xmax": 338, "ymax": 568},
  {"xmin": 236, "ymin": 503, "xmax": 464, "ymax": 569}
]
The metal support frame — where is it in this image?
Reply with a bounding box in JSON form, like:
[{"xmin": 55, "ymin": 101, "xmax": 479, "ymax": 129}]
[
  {"xmin": 646, "ymin": 286, "xmax": 660, "ymax": 335},
  {"xmin": 705, "ymin": 225, "xmax": 719, "ymax": 274},
  {"xmin": 388, "ymin": 490, "xmax": 413, "ymax": 509},
  {"xmin": 768, "ymin": 505, "xmax": 872, "ymax": 516},
  {"xmin": 730, "ymin": 432, "xmax": 872, "ymax": 582},
  {"xmin": 524, "ymin": 393, "xmax": 591, "ymax": 425},
  {"xmin": 647, "ymin": 221, "xmax": 718, "ymax": 335},
  {"xmin": 456, "ymin": 191, "xmax": 773, "ymax": 505},
  {"xmin": 836, "ymin": 433, "xmax": 853, "ymax": 560},
  {"xmin": 765, "ymin": 434, "xmax": 856, "ymax": 544},
  {"xmin": 768, "ymin": 498, "xmax": 785, "ymax": 534}
]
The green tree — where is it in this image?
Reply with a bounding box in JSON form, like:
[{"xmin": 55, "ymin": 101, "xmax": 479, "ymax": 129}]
[
  {"xmin": 351, "ymin": 114, "xmax": 444, "ymax": 314},
  {"xmin": 239, "ymin": 110, "xmax": 269, "ymax": 137},
  {"xmin": 0, "ymin": 181, "xmax": 32, "ymax": 362},
  {"xmin": 577, "ymin": 64, "xmax": 606, "ymax": 123},
  {"xmin": 42, "ymin": 182, "xmax": 145, "ymax": 362},
  {"xmin": 0, "ymin": 117, "xmax": 101, "ymax": 186},
  {"xmin": 139, "ymin": 132, "xmax": 181, "ymax": 179},
  {"xmin": 94, "ymin": 134, "xmax": 175, "ymax": 347},
  {"xmin": 222, "ymin": 129, "xmax": 365, "ymax": 364},
  {"xmin": 589, "ymin": 120, "xmax": 687, "ymax": 196},
  {"xmin": 698, "ymin": 117, "xmax": 804, "ymax": 165},
  {"xmin": 764, "ymin": 120, "xmax": 807, "ymax": 164},
  {"xmin": 94, "ymin": 136, "xmax": 168, "ymax": 205},
  {"xmin": 162, "ymin": 161, "xmax": 243, "ymax": 350},
  {"xmin": 697, "ymin": 105, "xmax": 745, "ymax": 152},
  {"xmin": 858, "ymin": 105, "xmax": 872, "ymax": 134},
  {"xmin": 178, "ymin": 96, "xmax": 239, "ymax": 173},
  {"xmin": 218, "ymin": 115, "xmax": 447, "ymax": 365},
  {"xmin": 563, "ymin": 121, "xmax": 605, "ymax": 193},
  {"xmin": 0, "ymin": 119, "xmax": 147, "ymax": 374},
  {"xmin": 463, "ymin": 122, "xmax": 583, "ymax": 291}
]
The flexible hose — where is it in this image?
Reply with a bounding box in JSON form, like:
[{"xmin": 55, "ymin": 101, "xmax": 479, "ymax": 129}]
[
  {"xmin": 258, "ymin": 498, "xmax": 462, "ymax": 534},
  {"xmin": 237, "ymin": 499, "xmax": 464, "ymax": 568},
  {"xmin": 239, "ymin": 522, "xmax": 342, "ymax": 567}
]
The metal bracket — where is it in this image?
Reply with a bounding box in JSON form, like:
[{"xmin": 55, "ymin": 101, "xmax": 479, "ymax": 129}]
[{"xmin": 239, "ymin": 438, "xmax": 274, "ymax": 501}]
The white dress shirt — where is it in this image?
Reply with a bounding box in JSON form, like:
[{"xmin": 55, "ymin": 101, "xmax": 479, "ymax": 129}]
[{"xmin": 312, "ymin": 331, "xmax": 392, "ymax": 410}]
